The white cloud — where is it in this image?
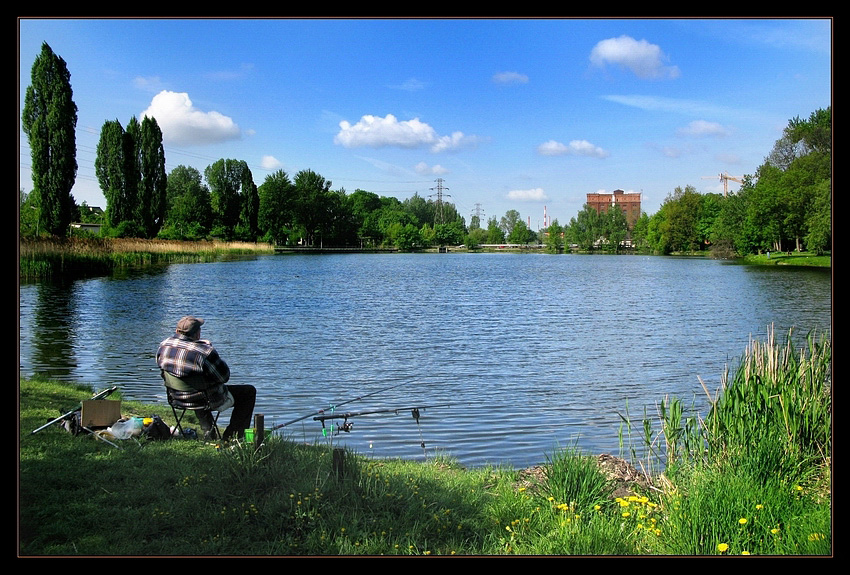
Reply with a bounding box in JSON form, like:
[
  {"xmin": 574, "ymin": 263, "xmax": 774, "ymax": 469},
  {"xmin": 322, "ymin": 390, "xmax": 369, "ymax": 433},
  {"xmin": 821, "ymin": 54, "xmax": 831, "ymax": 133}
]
[
  {"xmin": 590, "ymin": 35, "xmax": 680, "ymax": 79},
  {"xmin": 261, "ymin": 155, "xmax": 282, "ymax": 170},
  {"xmin": 677, "ymin": 120, "xmax": 731, "ymax": 137},
  {"xmin": 507, "ymin": 188, "xmax": 548, "ymax": 202},
  {"xmin": 415, "ymin": 162, "xmax": 449, "ymax": 176},
  {"xmin": 492, "ymin": 71, "xmax": 529, "ymax": 85},
  {"xmin": 537, "ymin": 139, "xmax": 610, "ymax": 158},
  {"xmin": 141, "ymin": 90, "xmax": 241, "ymax": 146},
  {"xmin": 334, "ymin": 114, "xmax": 477, "ymax": 152}
]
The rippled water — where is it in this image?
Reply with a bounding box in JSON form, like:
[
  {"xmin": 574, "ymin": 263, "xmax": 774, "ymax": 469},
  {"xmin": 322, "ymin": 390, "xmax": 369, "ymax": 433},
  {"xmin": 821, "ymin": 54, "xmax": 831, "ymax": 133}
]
[{"xmin": 19, "ymin": 253, "xmax": 831, "ymax": 468}]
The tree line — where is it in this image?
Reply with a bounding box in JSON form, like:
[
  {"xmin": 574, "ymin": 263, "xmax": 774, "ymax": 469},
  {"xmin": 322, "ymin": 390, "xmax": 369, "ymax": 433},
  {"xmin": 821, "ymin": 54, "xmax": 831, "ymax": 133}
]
[{"xmin": 21, "ymin": 43, "xmax": 831, "ymax": 256}]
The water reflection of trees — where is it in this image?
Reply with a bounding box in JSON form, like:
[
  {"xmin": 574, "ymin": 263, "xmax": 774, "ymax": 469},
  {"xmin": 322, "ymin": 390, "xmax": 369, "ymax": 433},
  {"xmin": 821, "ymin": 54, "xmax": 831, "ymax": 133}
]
[{"xmin": 29, "ymin": 280, "xmax": 80, "ymax": 380}]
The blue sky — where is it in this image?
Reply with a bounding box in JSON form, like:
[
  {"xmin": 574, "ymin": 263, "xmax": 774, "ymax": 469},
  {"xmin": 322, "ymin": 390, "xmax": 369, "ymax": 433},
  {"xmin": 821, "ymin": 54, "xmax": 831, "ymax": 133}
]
[{"xmin": 19, "ymin": 18, "xmax": 832, "ymax": 228}]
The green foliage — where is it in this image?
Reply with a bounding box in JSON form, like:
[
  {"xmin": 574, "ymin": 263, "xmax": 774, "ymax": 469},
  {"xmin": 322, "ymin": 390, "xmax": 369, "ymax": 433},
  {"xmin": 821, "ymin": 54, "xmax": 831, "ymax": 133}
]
[
  {"xmin": 258, "ymin": 170, "xmax": 295, "ymax": 245},
  {"xmin": 22, "ymin": 42, "xmax": 78, "ymax": 237},
  {"xmin": 94, "ymin": 115, "xmax": 167, "ymax": 239},
  {"xmin": 704, "ymin": 328, "xmax": 831, "ymax": 476},
  {"xmin": 163, "ymin": 165, "xmax": 212, "ymax": 240},
  {"xmin": 486, "ymin": 216, "xmax": 505, "ymax": 243},
  {"xmin": 206, "ymin": 159, "xmax": 253, "ymax": 240},
  {"xmin": 542, "ymin": 446, "xmax": 615, "ymax": 511},
  {"xmin": 543, "ymin": 219, "xmax": 564, "ymax": 253},
  {"xmin": 137, "ymin": 116, "xmax": 168, "ymax": 238},
  {"xmin": 614, "ymin": 107, "xmax": 832, "ymax": 258},
  {"xmin": 102, "ymin": 220, "xmax": 146, "ymax": 239},
  {"xmin": 657, "ymin": 463, "xmax": 831, "ymax": 555}
]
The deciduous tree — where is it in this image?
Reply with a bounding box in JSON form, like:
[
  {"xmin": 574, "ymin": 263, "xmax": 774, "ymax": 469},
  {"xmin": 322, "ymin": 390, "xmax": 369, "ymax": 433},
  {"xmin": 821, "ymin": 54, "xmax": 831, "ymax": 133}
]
[{"xmin": 22, "ymin": 42, "xmax": 78, "ymax": 237}]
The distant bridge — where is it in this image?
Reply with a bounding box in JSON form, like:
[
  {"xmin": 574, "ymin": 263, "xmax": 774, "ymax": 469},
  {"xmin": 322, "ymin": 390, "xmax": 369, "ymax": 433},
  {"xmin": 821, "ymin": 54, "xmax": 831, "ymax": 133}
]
[{"xmin": 274, "ymin": 246, "xmax": 399, "ymax": 254}]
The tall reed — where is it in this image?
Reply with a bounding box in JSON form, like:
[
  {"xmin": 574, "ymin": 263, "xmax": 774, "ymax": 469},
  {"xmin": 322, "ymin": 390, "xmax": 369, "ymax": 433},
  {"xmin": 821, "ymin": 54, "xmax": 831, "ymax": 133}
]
[
  {"xmin": 20, "ymin": 237, "xmax": 274, "ymax": 279},
  {"xmin": 703, "ymin": 326, "xmax": 831, "ymax": 479},
  {"xmin": 618, "ymin": 326, "xmax": 830, "ymax": 484}
]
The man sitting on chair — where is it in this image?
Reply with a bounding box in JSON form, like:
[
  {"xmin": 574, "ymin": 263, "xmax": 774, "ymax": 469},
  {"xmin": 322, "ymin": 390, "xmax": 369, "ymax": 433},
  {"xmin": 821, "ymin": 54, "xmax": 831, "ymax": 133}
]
[{"xmin": 157, "ymin": 316, "xmax": 256, "ymax": 441}]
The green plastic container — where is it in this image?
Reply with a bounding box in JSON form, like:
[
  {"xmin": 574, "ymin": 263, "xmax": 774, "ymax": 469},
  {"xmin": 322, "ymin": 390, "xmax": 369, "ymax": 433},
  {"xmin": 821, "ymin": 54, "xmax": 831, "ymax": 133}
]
[{"xmin": 244, "ymin": 429, "xmax": 270, "ymax": 443}]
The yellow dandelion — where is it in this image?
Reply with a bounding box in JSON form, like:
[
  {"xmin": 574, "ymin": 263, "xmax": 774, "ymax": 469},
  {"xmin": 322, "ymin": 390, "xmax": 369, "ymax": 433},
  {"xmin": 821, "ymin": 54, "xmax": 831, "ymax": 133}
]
[
  {"xmin": 755, "ymin": 504, "xmax": 763, "ymax": 510},
  {"xmin": 741, "ymin": 551, "xmax": 750, "ymax": 555},
  {"xmin": 717, "ymin": 543, "xmax": 729, "ymax": 553},
  {"xmin": 739, "ymin": 518, "xmax": 748, "ymax": 525}
]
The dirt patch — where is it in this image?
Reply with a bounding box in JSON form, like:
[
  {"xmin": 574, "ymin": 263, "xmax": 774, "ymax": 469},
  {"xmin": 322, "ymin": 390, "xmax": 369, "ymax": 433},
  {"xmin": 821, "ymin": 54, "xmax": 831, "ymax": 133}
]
[{"xmin": 595, "ymin": 453, "xmax": 651, "ymax": 498}]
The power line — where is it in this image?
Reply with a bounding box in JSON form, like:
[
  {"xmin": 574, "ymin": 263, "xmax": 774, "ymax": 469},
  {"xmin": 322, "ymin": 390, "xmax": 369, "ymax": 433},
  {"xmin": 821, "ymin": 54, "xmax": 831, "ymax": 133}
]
[
  {"xmin": 429, "ymin": 178, "xmax": 451, "ymax": 226},
  {"xmin": 471, "ymin": 202, "xmax": 485, "ymax": 223}
]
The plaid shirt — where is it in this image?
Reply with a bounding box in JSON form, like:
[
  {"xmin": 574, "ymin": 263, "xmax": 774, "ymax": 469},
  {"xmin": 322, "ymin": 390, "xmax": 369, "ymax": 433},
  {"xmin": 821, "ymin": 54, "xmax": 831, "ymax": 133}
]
[{"xmin": 157, "ymin": 333, "xmax": 231, "ymax": 384}]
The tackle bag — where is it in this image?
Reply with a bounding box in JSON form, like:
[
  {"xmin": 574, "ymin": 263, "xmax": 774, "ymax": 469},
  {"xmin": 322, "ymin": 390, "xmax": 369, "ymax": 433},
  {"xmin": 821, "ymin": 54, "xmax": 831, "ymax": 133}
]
[{"xmin": 144, "ymin": 415, "xmax": 172, "ymax": 440}]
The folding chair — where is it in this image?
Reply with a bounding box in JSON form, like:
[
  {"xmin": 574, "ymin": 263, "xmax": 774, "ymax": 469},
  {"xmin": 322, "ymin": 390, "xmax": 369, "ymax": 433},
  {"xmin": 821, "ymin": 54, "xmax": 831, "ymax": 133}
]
[{"xmin": 161, "ymin": 371, "xmax": 224, "ymax": 440}]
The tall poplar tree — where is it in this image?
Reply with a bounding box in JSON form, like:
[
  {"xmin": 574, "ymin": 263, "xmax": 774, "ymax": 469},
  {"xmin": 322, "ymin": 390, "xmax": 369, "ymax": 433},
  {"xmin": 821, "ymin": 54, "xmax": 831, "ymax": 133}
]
[
  {"xmin": 238, "ymin": 165, "xmax": 259, "ymax": 240},
  {"xmin": 123, "ymin": 116, "xmax": 141, "ymax": 227},
  {"xmin": 95, "ymin": 119, "xmax": 132, "ymax": 228},
  {"xmin": 22, "ymin": 42, "xmax": 78, "ymax": 237},
  {"xmin": 96, "ymin": 115, "xmax": 166, "ymax": 237},
  {"xmin": 138, "ymin": 116, "xmax": 167, "ymax": 237}
]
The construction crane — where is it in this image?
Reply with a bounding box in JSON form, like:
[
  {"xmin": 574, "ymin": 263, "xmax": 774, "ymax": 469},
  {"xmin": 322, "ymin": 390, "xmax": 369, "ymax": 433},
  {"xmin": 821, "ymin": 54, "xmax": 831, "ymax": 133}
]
[{"xmin": 702, "ymin": 172, "xmax": 743, "ymax": 197}]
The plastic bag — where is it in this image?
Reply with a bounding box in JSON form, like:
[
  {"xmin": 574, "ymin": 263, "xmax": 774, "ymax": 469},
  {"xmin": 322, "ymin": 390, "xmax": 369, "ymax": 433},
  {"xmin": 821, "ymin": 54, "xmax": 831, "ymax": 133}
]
[{"xmin": 108, "ymin": 417, "xmax": 144, "ymax": 439}]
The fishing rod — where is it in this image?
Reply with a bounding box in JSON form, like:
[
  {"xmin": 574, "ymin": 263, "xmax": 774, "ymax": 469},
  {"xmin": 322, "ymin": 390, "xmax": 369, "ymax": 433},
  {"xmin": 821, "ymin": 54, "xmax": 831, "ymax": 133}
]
[
  {"xmin": 313, "ymin": 403, "xmax": 451, "ymax": 434},
  {"xmin": 270, "ymin": 382, "xmax": 408, "ymax": 431},
  {"xmin": 30, "ymin": 386, "xmax": 119, "ymax": 435}
]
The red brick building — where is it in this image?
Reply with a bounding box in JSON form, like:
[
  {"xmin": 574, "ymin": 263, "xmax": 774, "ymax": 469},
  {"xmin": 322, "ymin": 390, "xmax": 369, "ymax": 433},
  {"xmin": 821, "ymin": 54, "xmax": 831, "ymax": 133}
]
[{"xmin": 586, "ymin": 190, "xmax": 642, "ymax": 228}]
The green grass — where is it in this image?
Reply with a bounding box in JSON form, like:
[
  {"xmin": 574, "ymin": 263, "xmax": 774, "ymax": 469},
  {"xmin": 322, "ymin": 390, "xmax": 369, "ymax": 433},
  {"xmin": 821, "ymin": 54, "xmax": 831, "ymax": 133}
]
[
  {"xmin": 19, "ymin": 237, "xmax": 275, "ymax": 279},
  {"xmin": 19, "ymin": 329, "xmax": 831, "ymax": 556},
  {"xmin": 741, "ymin": 251, "xmax": 831, "ymax": 267}
]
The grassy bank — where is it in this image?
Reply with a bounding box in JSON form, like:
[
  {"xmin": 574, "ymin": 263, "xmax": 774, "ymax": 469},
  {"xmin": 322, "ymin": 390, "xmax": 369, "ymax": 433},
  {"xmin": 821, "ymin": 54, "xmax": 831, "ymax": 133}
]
[
  {"xmin": 19, "ymin": 237, "xmax": 274, "ymax": 279},
  {"xmin": 18, "ymin": 329, "xmax": 831, "ymax": 556},
  {"xmin": 740, "ymin": 251, "xmax": 831, "ymax": 268}
]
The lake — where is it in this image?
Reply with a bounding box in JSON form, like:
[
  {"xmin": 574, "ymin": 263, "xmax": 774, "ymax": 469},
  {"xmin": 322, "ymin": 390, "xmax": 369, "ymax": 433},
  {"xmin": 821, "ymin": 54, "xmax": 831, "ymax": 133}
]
[{"xmin": 19, "ymin": 253, "xmax": 832, "ymax": 469}]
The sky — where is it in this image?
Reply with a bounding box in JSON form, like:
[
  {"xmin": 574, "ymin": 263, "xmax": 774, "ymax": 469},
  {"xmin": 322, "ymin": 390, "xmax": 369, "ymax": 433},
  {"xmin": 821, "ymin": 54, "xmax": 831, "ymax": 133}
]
[{"xmin": 18, "ymin": 18, "xmax": 832, "ymax": 228}]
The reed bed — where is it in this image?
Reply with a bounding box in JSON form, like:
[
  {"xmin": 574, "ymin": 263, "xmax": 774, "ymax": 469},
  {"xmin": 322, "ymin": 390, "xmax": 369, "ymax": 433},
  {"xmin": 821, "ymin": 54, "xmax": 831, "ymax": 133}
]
[
  {"xmin": 703, "ymin": 326, "xmax": 831, "ymax": 479},
  {"xmin": 19, "ymin": 237, "xmax": 274, "ymax": 279}
]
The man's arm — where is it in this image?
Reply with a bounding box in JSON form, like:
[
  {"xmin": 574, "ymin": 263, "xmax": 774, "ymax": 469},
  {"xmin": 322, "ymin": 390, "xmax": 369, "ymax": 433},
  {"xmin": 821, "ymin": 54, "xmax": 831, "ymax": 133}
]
[{"xmin": 203, "ymin": 347, "xmax": 231, "ymax": 384}]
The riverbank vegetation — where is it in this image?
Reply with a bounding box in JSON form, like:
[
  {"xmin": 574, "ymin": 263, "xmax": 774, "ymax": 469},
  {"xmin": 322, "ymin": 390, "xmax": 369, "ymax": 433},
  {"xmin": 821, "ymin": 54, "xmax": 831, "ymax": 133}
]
[
  {"xmin": 19, "ymin": 237, "xmax": 273, "ymax": 280},
  {"xmin": 19, "ymin": 328, "xmax": 831, "ymax": 556}
]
